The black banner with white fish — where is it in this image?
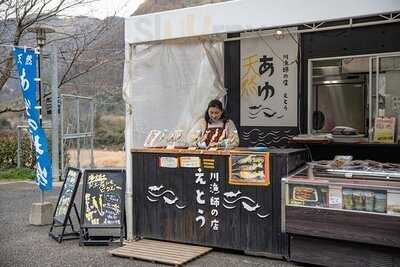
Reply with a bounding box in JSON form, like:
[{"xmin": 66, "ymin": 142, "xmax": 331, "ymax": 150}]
[{"xmin": 131, "ymin": 151, "xmax": 304, "ymax": 253}]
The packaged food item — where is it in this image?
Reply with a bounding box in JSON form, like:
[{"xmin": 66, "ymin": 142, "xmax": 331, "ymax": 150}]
[
  {"xmin": 293, "ymin": 187, "xmax": 318, "ymax": 202},
  {"xmin": 328, "ymin": 186, "xmax": 342, "ymax": 209},
  {"xmin": 387, "ymin": 190, "xmax": 400, "ymax": 215},
  {"xmin": 342, "ymin": 188, "xmax": 353, "ymax": 210},
  {"xmin": 166, "ymin": 130, "xmax": 186, "ymax": 148},
  {"xmin": 144, "ymin": 130, "xmax": 161, "ymax": 147},
  {"xmin": 364, "ymin": 191, "xmax": 375, "ymax": 212},
  {"xmin": 188, "ymin": 129, "xmax": 202, "ymax": 147},
  {"xmin": 352, "ymin": 190, "xmax": 364, "ymax": 211},
  {"xmin": 374, "ymin": 192, "xmax": 387, "ymax": 213},
  {"xmin": 333, "ymin": 155, "xmax": 353, "ymax": 168}
]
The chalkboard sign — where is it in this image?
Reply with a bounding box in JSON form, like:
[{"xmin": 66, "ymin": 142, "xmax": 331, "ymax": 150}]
[
  {"xmin": 54, "ymin": 167, "xmax": 82, "ymax": 224},
  {"xmin": 81, "ymin": 169, "xmax": 125, "ymax": 227},
  {"xmin": 50, "ymin": 167, "xmax": 82, "ymax": 243}
]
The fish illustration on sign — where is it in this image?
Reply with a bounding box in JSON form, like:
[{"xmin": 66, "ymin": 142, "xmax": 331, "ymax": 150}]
[
  {"xmin": 146, "ymin": 185, "xmax": 187, "ymax": 210},
  {"xmin": 257, "ymin": 213, "xmax": 271, "ymax": 218},
  {"xmin": 224, "ymin": 191, "xmax": 241, "ymax": 198},
  {"xmin": 242, "ymin": 202, "xmax": 260, "ymax": 212},
  {"xmin": 146, "ymin": 196, "xmax": 158, "ymax": 202},
  {"xmin": 149, "ymin": 185, "xmax": 164, "ymax": 191},
  {"xmin": 163, "ymin": 196, "xmax": 178, "ymax": 205},
  {"xmin": 222, "ymin": 203, "xmax": 237, "ymax": 209},
  {"xmin": 148, "ymin": 190, "xmax": 175, "ymax": 198},
  {"xmin": 222, "ymin": 190, "xmax": 269, "ymax": 219},
  {"xmin": 224, "ymin": 196, "xmax": 256, "ymax": 204}
]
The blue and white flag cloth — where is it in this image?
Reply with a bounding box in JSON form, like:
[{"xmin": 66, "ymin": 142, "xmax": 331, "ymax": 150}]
[{"xmin": 13, "ymin": 47, "xmax": 52, "ymax": 192}]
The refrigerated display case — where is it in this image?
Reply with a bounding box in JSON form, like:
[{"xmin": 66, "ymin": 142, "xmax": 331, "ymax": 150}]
[{"xmin": 282, "ymin": 161, "xmax": 400, "ymax": 267}]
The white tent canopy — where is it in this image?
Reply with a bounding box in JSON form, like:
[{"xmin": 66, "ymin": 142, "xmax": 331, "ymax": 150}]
[{"xmin": 125, "ymin": 0, "xmax": 400, "ymax": 44}]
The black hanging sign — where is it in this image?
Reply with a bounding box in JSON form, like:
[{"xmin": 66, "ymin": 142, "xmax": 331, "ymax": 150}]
[
  {"xmin": 49, "ymin": 167, "xmax": 82, "ymax": 243},
  {"xmin": 80, "ymin": 169, "xmax": 125, "ymax": 246}
]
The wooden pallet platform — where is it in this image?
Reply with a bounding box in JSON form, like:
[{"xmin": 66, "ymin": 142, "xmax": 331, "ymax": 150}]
[{"xmin": 109, "ymin": 239, "xmax": 212, "ymax": 266}]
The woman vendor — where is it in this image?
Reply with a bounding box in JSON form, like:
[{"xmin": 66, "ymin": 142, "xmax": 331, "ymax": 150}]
[{"xmin": 190, "ymin": 99, "xmax": 239, "ymax": 148}]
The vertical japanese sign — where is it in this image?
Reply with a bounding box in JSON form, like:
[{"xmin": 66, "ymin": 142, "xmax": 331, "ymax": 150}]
[
  {"xmin": 13, "ymin": 47, "xmax": 52, "ymax": 191},
  {"xmin": 240, "ymin": 31, "xmax": 298, "ymax": 127},
  {"xmin": 194, "ymin": 168, "xmax": 221, "ymax": 232}
]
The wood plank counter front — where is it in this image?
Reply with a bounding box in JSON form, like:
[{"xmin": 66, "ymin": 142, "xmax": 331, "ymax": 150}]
[{"xmin": 131, "ymin": 148, "xmax": 307, "ymax": 258}]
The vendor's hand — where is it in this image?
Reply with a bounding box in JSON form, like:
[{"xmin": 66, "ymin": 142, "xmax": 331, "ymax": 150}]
[
  {"xmin": 218, "ymin": 139, "xmax": 229, "ymax": 148},
  {"xmin": 208, "ymin": 142, "xmax": 218, "ymax": 147},
  {"xmin": 197, "ymin": 142, "xmax": 207, "ymax": 149}
]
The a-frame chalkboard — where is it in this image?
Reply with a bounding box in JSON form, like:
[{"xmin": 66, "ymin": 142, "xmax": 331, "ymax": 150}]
[
  {"xmin": 49, "ymin": 167, "xmax": 82, "ymax": 243},
  {"xmin": 79, "ymin": 169, "xmax": 125, "ymax": 246}
]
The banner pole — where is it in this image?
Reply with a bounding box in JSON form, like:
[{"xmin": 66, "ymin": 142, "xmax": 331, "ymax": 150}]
[
  {"xmin": 14, "ymin": 46, "xmax": 53, "ymax": 224},
  {"xmin": 37, "ymin": 47, "xmax": 45, "ymax": 203}
]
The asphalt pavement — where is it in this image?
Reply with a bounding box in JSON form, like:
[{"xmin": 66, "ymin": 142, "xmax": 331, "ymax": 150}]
[{"xmin": 0, "ymin": 181, "xmax": 303, "ymax": 267}]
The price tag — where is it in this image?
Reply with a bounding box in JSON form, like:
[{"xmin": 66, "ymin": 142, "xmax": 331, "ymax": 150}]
[{"xmin": 329, "ymin": 196, "xmax": 341, "ymax": 205}]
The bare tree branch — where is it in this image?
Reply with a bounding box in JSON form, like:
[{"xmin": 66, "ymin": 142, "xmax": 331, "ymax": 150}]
[
  {"xmin": 0, "ymin": 0, "xmax": 102, "ymax": 93},
  {"xmin": 0, "ymin": 0, "xmax": 124, "ymax": 117},
  {"xmin": 0, "ymin": 106, "xmax": 24, "ymax": 114}
]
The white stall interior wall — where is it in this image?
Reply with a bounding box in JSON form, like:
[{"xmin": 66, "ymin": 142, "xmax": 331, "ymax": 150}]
[{"xmin": 123, "ymin": 39, "xmax": 225, "ymax": 148}]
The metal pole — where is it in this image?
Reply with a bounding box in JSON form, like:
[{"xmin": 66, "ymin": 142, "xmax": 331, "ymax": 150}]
[
  {"xmin": 60, "ymin": 96, "xmax": 65, "ymax": 180},
  {"xmin": 307, "ymin": 60, "xmax": 313, "ymax": 134},
  {"xmin": 76, "ymin": 98, "xmax": 80, "ymax": 169},
  {"xmin": 368, "ymin": 57, "xmax": 373, "ymax": 142},
  {"xmin": 37, "ymin": 46, "xmax": 44, "ymax": 203},
  {"xmin": 17, "ymin": 127, "xmax": 21, "ymax": 168},
  {"xmin": 50, "ymin": 45, "xmax": 59, "ymax": 182},
  {"xmin": 37, "ymin": 46, "xmax": 43, "ymax": 126},
  {"xmin": 125, "ymin": 44, "xmax": 134, "ymax": 240},
  {"xmin": 376, "ymin": 57, "xmax": 380, "ymax": 119},
  {"xmin": 90, "ymin": 101, "xmax": 95, "ymax": 168}
]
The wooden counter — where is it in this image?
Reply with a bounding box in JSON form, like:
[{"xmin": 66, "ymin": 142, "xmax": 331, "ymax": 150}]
[{"xmin": 131, "ymin": 148, "xmax": 307, "ymax": 257}]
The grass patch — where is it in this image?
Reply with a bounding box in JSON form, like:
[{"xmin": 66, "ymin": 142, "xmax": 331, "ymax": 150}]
[{"xmin": 0, "ymin": 168, "xmax": 36, "ymax": 180}]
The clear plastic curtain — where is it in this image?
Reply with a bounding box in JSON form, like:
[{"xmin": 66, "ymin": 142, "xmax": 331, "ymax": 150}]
[{"xmin": 123, "ymin": 38, "xmax": 225, "ymax": 148}]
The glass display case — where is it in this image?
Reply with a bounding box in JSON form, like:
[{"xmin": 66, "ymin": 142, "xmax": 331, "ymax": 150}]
[
  {"xmin": 283, "ymin": 159, "xmax": 400, "ymax": 266},
  {"xmin": 283, "ymin": 161, "xmax": 400, "ymax": 217}
]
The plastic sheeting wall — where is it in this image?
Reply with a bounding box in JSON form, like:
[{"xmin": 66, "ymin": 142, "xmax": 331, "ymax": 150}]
[{"xmin": 123, "ymin": 39, "xmax": 225, "ymax": 148}]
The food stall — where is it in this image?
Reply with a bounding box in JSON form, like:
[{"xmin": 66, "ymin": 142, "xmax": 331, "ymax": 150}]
[
  {"xmin": 131, "ymin": 147, "xmax": 306, "ymax": 256},
  {"xmin": 123, "ymin": 0, "xmax": 400, "ymax": 264}
]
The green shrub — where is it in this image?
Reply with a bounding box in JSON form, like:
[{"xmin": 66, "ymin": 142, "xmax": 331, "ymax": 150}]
[
  {"xmin": 0, "ymin": 168, "xmax": 36, "ymax": 180},
  {"xmin": 94, "ymin": 115, "xmax": 125, "ymax": 149},
  {"xmin": 0, "ymin": 134, "xmax": 36, "ymax": 169}
]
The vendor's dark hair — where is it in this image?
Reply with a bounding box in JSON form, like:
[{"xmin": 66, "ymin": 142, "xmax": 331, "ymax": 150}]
[{"xmin": 205, "ymin": 99, "xmax": 229, "ymax": 123}]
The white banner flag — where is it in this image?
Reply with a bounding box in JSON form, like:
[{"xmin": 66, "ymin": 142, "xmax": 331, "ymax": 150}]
[{"xmin": 240, "ymin": 31, "xmax": 298, "ymax": 127}]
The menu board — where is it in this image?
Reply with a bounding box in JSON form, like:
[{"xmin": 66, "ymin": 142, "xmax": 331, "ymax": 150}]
[
  {"xmin": 54, "ymin": 167, "xmax": 81, "ymax": 225},
  {"xmin": 81, "ymin": 169, "xmax": 125, "ymax": 227}
]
